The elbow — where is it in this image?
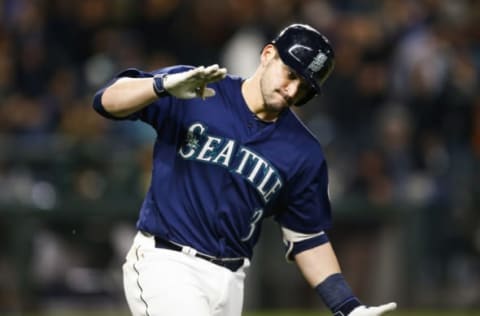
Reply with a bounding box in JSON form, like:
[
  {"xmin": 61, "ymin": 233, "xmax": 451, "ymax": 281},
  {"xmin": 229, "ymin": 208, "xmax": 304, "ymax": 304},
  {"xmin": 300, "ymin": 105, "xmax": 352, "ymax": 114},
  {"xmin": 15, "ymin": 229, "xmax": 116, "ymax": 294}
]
[{"xmin": 92, "ymin": 88, "xmax": 122, "ymax": 119}]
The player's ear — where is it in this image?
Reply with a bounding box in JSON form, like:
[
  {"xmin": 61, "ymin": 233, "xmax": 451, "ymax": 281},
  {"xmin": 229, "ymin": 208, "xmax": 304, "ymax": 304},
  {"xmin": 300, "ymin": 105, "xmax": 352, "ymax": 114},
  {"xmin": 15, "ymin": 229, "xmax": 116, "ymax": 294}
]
[{"xmin": 260, "ymin": 44, "xmax": 276, "ymax": 66}]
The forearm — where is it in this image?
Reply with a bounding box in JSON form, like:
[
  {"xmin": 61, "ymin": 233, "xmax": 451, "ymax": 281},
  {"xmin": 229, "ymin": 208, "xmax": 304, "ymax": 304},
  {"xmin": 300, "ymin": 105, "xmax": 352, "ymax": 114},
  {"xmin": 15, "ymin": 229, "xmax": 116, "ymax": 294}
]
[
  {"xmin": 295, "ymin": 242, "xmax": 341, "ymax": 286},
  {"xmin": 295, "ymin": 242, "xmax": 397, "ymax": 315},
  {"xmin": 101, "ymin": 77, "xmax": 158, "ymax": 118},
  {"xmin": 295, "ymin": 243, "xmax": 361, "ymax": 315}
]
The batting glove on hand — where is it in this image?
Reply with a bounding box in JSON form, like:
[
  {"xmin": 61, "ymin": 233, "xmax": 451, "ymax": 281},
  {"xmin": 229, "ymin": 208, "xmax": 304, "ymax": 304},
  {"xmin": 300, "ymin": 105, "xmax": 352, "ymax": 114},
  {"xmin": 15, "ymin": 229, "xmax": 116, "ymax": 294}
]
[
  {"xmin": 348, "ymin": 302, "xmax": 397, "ymax": 316},
  {"xmin": 162, "ymin": 64, "xmax": 227, "ymax": 99}
]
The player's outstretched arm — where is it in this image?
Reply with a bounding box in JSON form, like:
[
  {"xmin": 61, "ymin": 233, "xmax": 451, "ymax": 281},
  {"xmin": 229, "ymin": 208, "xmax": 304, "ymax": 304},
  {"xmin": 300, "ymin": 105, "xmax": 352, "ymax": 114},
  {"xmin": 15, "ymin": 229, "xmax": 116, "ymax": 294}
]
[
  {"xmin": 100, "ymin": 64, "xmax": 227, "ymax": 118},
  {"xmin": 295, "ymin": 243, "xmax": 397, "ymax": 316}
]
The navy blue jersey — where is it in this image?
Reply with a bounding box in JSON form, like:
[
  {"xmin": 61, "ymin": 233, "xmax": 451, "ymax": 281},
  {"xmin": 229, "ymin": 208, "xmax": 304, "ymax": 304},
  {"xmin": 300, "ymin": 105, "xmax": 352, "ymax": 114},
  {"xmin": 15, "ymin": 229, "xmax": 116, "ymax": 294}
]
[{"xmin": 93, "ymin": 65, "xmax": 332, "ymax": 259}]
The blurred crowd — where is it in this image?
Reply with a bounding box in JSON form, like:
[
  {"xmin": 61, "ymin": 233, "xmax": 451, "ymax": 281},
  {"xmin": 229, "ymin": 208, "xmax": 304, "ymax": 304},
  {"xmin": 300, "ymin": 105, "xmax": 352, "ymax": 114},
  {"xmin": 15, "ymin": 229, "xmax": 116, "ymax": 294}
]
[{"xmin": 0, "ymin": 0, "xmax": 479, "ymax": 311}]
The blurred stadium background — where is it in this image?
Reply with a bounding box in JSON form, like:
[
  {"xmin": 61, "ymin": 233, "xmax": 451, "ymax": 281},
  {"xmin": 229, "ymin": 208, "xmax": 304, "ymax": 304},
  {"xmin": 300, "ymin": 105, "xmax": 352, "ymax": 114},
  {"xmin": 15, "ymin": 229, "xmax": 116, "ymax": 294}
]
[{"xmin": 0, "ymin": 0, "xmax": 479, "ymax": 315}]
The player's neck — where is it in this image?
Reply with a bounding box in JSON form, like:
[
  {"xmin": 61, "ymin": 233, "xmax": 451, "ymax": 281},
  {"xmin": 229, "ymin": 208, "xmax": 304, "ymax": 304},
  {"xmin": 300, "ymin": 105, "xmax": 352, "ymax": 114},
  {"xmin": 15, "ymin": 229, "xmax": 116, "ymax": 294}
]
[{"xmin": 242, "ymin": 77, "xmax": 279, "ymax": 122}]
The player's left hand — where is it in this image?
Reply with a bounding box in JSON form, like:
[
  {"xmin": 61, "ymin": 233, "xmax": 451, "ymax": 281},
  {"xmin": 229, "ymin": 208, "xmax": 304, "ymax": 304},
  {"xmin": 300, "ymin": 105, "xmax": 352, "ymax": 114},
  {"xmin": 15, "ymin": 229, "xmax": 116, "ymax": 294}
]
[
  {"xmin": 348, "ymin": 302, "xmax": 397, "ymax": 316},
  {"xmin": 163, "ymin": 64, "xmax": 227, "ymax": 99}
]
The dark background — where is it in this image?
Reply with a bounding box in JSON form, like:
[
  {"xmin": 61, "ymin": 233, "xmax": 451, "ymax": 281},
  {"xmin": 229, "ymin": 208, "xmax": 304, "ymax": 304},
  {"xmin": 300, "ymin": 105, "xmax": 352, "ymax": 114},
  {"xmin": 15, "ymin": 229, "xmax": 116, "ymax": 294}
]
[{"xmin": 0, "ymin": 0, "xmax": 479, "ymax": 314}]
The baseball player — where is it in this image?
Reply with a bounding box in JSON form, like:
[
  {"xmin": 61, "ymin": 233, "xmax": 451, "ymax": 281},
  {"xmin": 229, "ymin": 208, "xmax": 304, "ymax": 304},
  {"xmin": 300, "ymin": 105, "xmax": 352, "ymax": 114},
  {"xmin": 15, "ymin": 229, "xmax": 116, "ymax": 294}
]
[{"xmin": 93, "ymin": 24, "xmax": 397, "ymax": 316}]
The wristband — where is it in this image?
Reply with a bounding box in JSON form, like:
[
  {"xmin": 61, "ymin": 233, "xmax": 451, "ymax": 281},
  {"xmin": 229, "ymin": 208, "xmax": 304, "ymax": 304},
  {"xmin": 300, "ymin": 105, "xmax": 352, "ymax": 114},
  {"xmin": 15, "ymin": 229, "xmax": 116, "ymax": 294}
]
[
  {"xmin": 315, "ymin": 273, "xmax": 362, "ymax": 316},
  {"xmin": 152, "ymin": 73, "xmax": 170, "ymax": 98}
]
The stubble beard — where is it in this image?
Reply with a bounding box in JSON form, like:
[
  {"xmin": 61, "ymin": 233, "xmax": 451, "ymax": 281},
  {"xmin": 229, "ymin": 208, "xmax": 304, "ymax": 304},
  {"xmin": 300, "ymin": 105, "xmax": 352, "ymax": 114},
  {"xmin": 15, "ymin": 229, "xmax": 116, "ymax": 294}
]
[{"xmin": 259, "ymin": 73, "xmax": 286, "ymax": 115}]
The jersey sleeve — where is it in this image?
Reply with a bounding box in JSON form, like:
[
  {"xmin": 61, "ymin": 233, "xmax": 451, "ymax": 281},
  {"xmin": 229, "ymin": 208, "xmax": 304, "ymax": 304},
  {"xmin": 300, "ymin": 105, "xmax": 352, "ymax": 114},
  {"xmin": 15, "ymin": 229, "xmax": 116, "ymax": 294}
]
[
  {"xmin": 274, "ymin": 156, "xmax": 332, "ymax": 261},
  {"xmin": 92, "ymin": 65, "xmax": 194, "ymax": 128}
]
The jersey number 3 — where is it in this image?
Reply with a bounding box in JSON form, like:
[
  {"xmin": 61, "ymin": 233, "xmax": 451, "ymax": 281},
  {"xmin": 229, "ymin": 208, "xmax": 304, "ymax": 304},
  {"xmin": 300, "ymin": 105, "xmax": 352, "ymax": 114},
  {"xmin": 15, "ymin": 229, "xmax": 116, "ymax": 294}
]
[{"xmin": 241, "ymin": 208, "xmax": 264, "ymax": 242}]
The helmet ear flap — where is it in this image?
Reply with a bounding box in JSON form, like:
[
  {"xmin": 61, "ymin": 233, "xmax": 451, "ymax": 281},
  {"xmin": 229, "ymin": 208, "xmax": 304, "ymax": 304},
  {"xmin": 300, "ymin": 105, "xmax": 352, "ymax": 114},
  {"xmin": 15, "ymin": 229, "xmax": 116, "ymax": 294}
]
[{"xmin": 295, "ymin": 89, "xmax": 316, "ymax": 107}]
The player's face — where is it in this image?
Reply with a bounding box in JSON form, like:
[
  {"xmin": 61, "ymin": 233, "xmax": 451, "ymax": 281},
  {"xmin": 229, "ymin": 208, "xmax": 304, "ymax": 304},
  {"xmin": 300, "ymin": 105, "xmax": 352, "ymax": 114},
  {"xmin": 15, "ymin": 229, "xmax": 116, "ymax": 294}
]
[{"xmin": 259, "ymin": 50, "xmax": 311, "ymax": 112}]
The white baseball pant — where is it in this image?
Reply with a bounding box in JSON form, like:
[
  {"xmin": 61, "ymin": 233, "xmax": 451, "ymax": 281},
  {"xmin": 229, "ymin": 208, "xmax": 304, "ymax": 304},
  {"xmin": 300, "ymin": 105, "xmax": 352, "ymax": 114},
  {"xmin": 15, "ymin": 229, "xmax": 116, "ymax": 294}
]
[{"xmin": 123, "ymin": 232, "xmax": 250, "ymax": 316}]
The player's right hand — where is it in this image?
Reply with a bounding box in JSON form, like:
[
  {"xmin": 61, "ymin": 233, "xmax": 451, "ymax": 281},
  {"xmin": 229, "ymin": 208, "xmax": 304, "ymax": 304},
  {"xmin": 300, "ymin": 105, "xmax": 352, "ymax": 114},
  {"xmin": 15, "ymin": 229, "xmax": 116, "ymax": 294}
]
[
  {"xmin": 348, "ymin": 302, "xmax": 397, "ymax": 316},
  {"xmin": 163, "ymin": 64, "xmax": 227, "ymax": 99}
]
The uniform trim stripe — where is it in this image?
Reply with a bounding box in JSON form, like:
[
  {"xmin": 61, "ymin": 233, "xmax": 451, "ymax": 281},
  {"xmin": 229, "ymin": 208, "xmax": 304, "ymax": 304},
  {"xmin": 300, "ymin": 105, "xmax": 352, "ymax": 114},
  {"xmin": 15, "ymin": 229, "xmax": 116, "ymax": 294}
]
[
  {"xmin": 281, "ymin": 227, "xmax": 329, "ymax": 261},
  {"xmin": 133, "ymin": 246, "xmax": 151, "ymax": 316},
  {"xmin": 281, "ymin": 226, "xmax": 325, "ymax": 243}
]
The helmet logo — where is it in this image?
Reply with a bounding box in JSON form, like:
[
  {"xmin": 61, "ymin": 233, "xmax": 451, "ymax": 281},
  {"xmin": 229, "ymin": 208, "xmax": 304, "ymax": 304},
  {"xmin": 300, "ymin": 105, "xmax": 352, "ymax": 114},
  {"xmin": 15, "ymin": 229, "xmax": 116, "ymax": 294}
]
[
  {"xmin": 287, "ymin": 44, "xmax": 313, "ymax": 63},
  {"xmin": 308, "ymin": 52, "xmax": 327, "ymax": 73},
  {"xmin": 287, "ymin": 44, "xmax": 328, "ymax": 74}
]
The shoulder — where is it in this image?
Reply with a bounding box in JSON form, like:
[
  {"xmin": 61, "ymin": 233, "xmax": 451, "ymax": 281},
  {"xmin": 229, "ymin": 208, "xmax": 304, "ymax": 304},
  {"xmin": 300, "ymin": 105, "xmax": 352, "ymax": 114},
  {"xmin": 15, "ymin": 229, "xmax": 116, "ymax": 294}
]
[
  {"xmin": 213, "ymin": 73, "xmax": 243, "ymax": 89},
  {"xmin": 283, "ymin": 110, "xmax": 325, "ymax": 156},
  {"xmin": 208, "ymin": 73, "xmax": 244, "ymax": 102},
  {"xmin": 277, "ymin": 110, "xmax": 327, "ymax": 177}
]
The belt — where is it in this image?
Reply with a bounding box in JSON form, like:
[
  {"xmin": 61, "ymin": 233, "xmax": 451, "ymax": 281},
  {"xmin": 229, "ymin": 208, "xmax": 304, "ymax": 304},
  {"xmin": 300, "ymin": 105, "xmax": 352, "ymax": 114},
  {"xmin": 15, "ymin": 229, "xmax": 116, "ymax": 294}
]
[{"xmin": 152, "ymin": 236, "xmax": 245, "ymax": 272}]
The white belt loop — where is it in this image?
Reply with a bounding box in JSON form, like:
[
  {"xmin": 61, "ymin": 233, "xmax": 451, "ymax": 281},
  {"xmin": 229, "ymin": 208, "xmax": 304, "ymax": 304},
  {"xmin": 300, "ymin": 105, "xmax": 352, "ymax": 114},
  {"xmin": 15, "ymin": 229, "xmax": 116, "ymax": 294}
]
[{"xmin": 181, "ymin": 246, "xmax": 198, "ymax": 257}]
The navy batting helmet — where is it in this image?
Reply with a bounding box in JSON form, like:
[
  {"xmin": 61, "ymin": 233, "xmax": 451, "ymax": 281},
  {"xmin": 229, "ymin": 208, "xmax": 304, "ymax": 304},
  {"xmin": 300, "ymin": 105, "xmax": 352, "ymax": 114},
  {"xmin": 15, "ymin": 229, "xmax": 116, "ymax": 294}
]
[{"xmin": 271, "ymin": 24, "xmax": 335, "ymax": 105}]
